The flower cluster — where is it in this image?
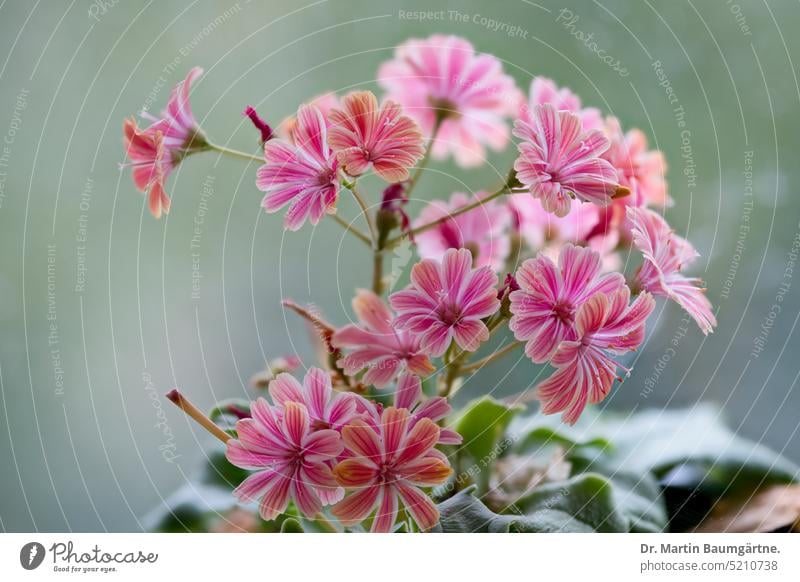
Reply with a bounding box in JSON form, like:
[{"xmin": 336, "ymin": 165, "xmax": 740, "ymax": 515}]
[
  {"xmin": 124, "ymin": 34, "xmax": 716, "ymax": 531},
  {"xmin": 225, "ymin": 368, "xmax": 453, "ymax": 532}
]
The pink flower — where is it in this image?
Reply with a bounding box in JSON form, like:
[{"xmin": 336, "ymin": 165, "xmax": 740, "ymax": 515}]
[
  {"xmin": 390, "ymin": 248, "xmax": 500, "ymax": 357},
  {"xmin": 378, "ymin": 35, "xmax": 520, "ymax": 167},
  {"xmin": 628, "ymin": 207, "xmax": 716, "ymax": 334},
  {"xmin": 513, "ymin": 104, "xmax": 619, "ymax": 217},
  {"xmin": 226, "ymin": 401, "xmax": 343, "ymax": 520},
  {"xmin": 604, "ymin": 117, "xmax": 669, "ymax": 208},
  {"xmin": 332, "ymin": 289, "xmax": 434, "ymax": 388},
  {"xmin": 520, "ymin": 77, "xmax": 602, "ymax": 131},
  {"xmin": 279, "ymin": 92, "xmax": 339, "ymax": 142},
  {"xmin": 267, "ymin": 367, "xmax": 359, "ymax": 430},
  {"xmin": 537, "ymin": 288, "xmax": 655, "ymax": 424},
  {"xmin": 356, "ymin": 373, "xmax": 462, "ymax": 445},
  {"xmin": 257, "ymin": 105, "xmax": 340, "ymax": 230},
  {"xmin": 122, "ymin": 67, "xmax": 204, "ymax": 218},
  {"xmin": 122, "ymin": 119, "xmax": 171, "ymax": 218},
  {"xmin": 327, "ymin": 91, "xmax": 424, "ymax": 183},
  {"xmin": 509, "ymin": 243, "xmax": 625, "ymax": 363},
  {"xmin": 414, "ymin": 192, "xmax": 512, "ymax": 271},
  {"xmin": 332, "ymin": 407, "xmax": 452, "ymax": 532}
]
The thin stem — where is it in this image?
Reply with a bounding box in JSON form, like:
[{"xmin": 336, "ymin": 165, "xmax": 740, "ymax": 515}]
[
  {"xmin": 372, "ymin": 251, "xmax": 384, "ymax": 295},
  {"xmin": 386, "ymin": 184, "xmax": 511, "ymax": 248},
  {"xmin": 330, "ymin": 214, "xmax": 371, "ymax": 247},
  {"xmin": 462, "ymin": 341, "xmax": 524, "ymax": 374},
  {"xmin": 345, "ymin": 182, "xmax": 378, "ymax": 248},
  {"xmin": 207, "ymin": 141, "xmax": 263, "ymax": 163},
  {"xmin": 404, "ymin": 115, "xmax": 444, "ymax": 200},
  {"xmin": 166, "ymin": 389, "xmax": 231, "ymax": 444}
]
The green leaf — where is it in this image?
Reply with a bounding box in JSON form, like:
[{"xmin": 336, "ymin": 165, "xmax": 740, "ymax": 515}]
[
  {"xmin": 455, "ymin": 396, "xmax": 523, "ymax": 464},
  {"xmin": 608, "ymin": 405, "xmax": 798, "ymax": 492},
  {"xmin": 512, "ymin": 404, "xmax": 798, "ymax": 495},
  {"xmin": 437, "ymin": 474, "xmax": 650, "ymax": 532}
]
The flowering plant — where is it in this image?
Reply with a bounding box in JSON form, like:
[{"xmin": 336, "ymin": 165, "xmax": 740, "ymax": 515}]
[{"xmin": 126, "ymin": 37, "xmax": 796, "ymax": 533}]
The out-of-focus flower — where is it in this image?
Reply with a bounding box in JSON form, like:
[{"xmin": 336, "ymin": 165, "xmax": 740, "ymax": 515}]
[
  {"xmin": 508, "ymin": 195, "xmax": 599, "ymax": 250},
  {"xmin": 122, "ymin": 67, "xmax": 205, "ymax": 218},
  {"xmin": 509, "ymin": 243, "xmax": 625, "ymax": 363},
  {"xmin": 257, "ymin": 105, "xmax": 339, "ymax": 230},
  {"xmin": 250, "ymin": 355, "xmax": 303, "ymax": 389},
  {"xmin": 520, "ymin": 76, "xmax": 602, "ymax": 131},
  {"xmin": 604, "ymin": 117, "xmax": 669, "ymax": 208},
  {"xmin": 226, "ymin": 401, "xmax": 343, "ymax": 519},
  {"xmin": 414, "ymin": 192, "xmax": 511, "ymax": 271},
  {"xmin": 332, "ymin": 290, "xmax": 434, "ymax": 388},
  {"xmin": 628, "ymin": 207, "xmax": 716, "ymax": 334},
  {"xmin": 267, "ymin": 367, "xmax": 359, "ymax": 430},
  {"xmin": 327, "ymin": 91, "xmax": 424, "ymax": 183},
  {"xmin": 537, "ymin": 289, "xmax": 654, "ymax": 424},
  {"xmin": 355, "ymin": 374, "xmax": 462, "ymax": 445},
  {"xmin": 378, "ymin": 34, "xmax": 520, "ymax": 167},
  {"xmin": 279, "ymin": 92, "xmax": 339, "ymax": 142},
  {"xmin": 332, "ymin": 407, "xmax": 451, "ymax": 532},
  {"xmin": 513, "ymin": 104, "xmax": 619, "ymax": 217},
  {"xmin": 390, "ymin": 248, "xmax": 500, "ymax": 357}
]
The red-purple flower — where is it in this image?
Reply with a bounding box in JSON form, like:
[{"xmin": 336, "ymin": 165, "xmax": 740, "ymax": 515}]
[
  {"xmin": 332, "ymin": 407, "xmax": 452, "ymax": 532},
  {"xmin": 378, "ymin": 34, "xmax": 520, "ymax": 167},
  {"xmin": 332, "ymin": 290, "xmax": 434, "ymax": 388},
  {"xmin": 226, "ymin": 400, "xmax": 343, "ymax": 520},
  {"xmin": 628, "ymin": 207, "xmax": 716, "ymax": 334},
  {"xmin": 414, "ymin": 192, "xmax": 512, "ymax": 271},
  {"xmin": 513, "ymin": 104, "xmax": 619, "ymax": 217},
  {"xmin": 509, "ymin": 243, "xmax": 625, "ymax": 363},
  {"xmin": 390, "ymin": 248, "xmax": 500, "ymax": 357},
  {"xmin": 122, "ymin": 67, "xmax": 204, "ymax": 218},
  {"xmin": 257, "ymin": 105, "xmax": 339, "ymax": 230},
  {"xmin": 327, "ymin": 91, "xmax": 424, "ymax": 183},
  {"xmin": 537, "ymin": 289, "xmax": 655, "ymax": 424}
]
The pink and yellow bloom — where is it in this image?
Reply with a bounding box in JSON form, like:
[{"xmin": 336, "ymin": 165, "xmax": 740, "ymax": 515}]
[
  {"xmin": 257, "ymin": 105, "xmax": 340, "ymax": 230},
  {"xmin": 390, "ymin": 248, "xmax": 500, "ymax": 357},
  {"xmin": 414, "ymin": 192, "xmax": 512, "ymax": 271},
  {"xmin": 122, "ymin": 67, "xmax": 205, "ymax": 218},
  {"xmin": 378, "ymin": 34, "xmax": 519, "ymax": 167},
  {"xmin": 332, "ymin": 407, "xmax": 452, "ymax": 532},
  {"xmin": 513, "ymin": 104, "xmax": 619, "ymax": 217},
  {"xmin": 509, "ymin": 244, "xmax": 625, "ymax": 363},
  {"xmin": 628, "ymin": 207, "xmax": 716, "ymax": 334},
  {"xmin": 537, "ymin": 289, "xmax": 654, "ymax": 424},
  {"xmin": 332, "ymin": 290, "xmax": 435, "ymax": 388},
  {"xmin": 328, "ymin": 91, "xmax": 424, "ymax": 183},
  {"xmin": 226, "ymin": 400, "xmax": 343, "ymax": 520}
]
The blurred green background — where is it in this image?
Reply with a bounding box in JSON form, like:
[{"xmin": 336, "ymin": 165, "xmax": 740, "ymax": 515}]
[{"xmin": 0, "ymin": 0, "xmax": 798, "ymax": 531}]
